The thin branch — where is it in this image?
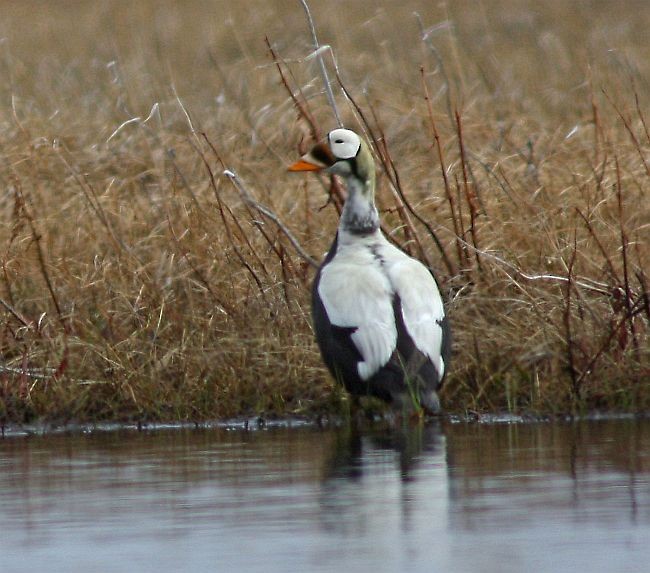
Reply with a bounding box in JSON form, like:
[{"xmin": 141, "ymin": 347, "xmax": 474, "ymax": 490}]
[
  {"xmin": 574, "ymin": 295, "xmax": 647, "ymax": 388},
  {"xmin": 223, "ymin": 170, "xmax": 319, "ymax": 269},
  {"xmin": 165, "ymin": 214, "xmax": 233, "ymax": 317},
  {"xmin": 190, "ymin": 136, "xmax": 269, "ymax": 300},
  {"xmin": 602, "ymin": 88, "xmax": 650, "ymax": 177},
  {"xmin": 335, "ymin": 74, "xmax": 456, "ymax": 275},
  {"xmin": 421, "ymin": 66, "xmax": 460, "ymax": 274},
  {"xmin": 267, "ymin": 40, "xmax": 346, "ymax": 212},
  {"xmin": 462, "ymin": 232, "xmax": 611, "ymax": 296},
  {"xmin": 456, "ymin": 110, "xmax": 482, "ymax": 272},
  {"xmin": 564, "ymin": 231, "xmax": 579, "ymax": 402},
  {"xmin": 299, "ymin": 0, "xmax": 342, "ymax": 126},
  {"xmin": 575, "ymin": 208, "xmax": 621, "ymax": 286},
  {"xmin": 0, "ymin": 296, "xmax": 32, "ymax": 329},
  {"xmin": 414, "ymin": 11, "xmax": 455, "ymax": 128},
  {"xmin": 614, "ymin": 153, "xmax": 640, "ymax": 358},
  {"xmin": 17, "ymin": 189, "xmax": 67, "ymax": 333},
  {"xmin": 265, "ymin": 37, "xmax": 321, "ymax": 142},
  {"xmin": 0, "ymin": 362, "xmax": 106, "ymax": 386}
]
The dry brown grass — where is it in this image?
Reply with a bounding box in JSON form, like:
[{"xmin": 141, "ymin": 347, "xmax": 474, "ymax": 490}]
[{"xmin": 0, "ymin": 0, "xmax": 648, "ymax": 423}]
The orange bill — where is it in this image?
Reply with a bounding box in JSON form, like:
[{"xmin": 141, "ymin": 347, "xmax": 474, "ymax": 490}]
[
  {"xmin": 288, "ymin": 142, "xmax": 335, "ymax": 172},
  {"xmin": 288, "ymin": 159, "xmax": 324, "ymax": 172}
]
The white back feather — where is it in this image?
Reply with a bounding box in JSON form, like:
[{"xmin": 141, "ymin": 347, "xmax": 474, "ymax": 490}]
[{"xmin": 383, "ymin": 251, "xmax": 446, "ymax": 376}]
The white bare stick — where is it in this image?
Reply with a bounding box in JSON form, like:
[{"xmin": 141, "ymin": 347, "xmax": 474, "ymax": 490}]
[
  {"xmin": 299, "ymin": 0, "xmax": 342, "ymax": 127},
  {"xmin": 0, "ymin": 363, "xmax": 107, "ymax": 386},
  {"xmin": 106, "ymin": 117, "xmax": 141, "ymax": 143},
  {"xmin": 106, "ymin": 103, "xmax": 160, "ymax": 143},
  {"xmin": 171, "ymin": 83, "xmax": 198, "ymax": 136},
  {"xmin": 223, "ymin": 170, "xmax": 319, "ymax": 268},
  {"xmin": 436, "ymin": 224, "xmax": 612, "ymax": 295},
  {"xmin": 142, "ymin": 102, "xmax": 161, "ymax": 127},
  {"xmin": 0, "ymin": 364, "xmax": 56, "ymax": 379}
]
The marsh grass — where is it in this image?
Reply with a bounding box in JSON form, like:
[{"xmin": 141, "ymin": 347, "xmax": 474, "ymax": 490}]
[{"xmin": 0, "ymin": 0, "xmax": 648, "ymax": 424}]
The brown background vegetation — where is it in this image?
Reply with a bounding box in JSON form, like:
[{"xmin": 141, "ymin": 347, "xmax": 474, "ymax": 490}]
[{"xmin": 0, "ymin": 1, "xmax": 648, "ymax": 423}]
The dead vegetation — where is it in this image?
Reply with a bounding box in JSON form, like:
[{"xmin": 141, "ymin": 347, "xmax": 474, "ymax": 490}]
[{"xmin": 0, "ymin": 0, "xmax": 648, "ymax": 423}]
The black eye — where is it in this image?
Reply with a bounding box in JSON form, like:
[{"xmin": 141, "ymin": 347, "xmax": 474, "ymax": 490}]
[{"xmin": 335, "ymin": 139, "xmax": 344, "ymax": 144}]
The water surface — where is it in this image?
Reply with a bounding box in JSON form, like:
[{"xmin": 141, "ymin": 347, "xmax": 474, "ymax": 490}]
[{"xmin": 1, "ymin": 419, "xmax": 648, "ymax": 573}]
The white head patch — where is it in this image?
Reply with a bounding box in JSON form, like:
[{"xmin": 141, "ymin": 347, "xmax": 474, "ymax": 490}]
[{"xmin": 328, "ymin": 128, "xmax": 361, "ymax": 160}]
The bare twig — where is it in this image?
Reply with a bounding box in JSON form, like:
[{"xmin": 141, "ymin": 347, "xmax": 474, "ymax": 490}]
[
  {"xmin": 57, "ymin": 145, "xmax": 138, "ymax": 260},
  {"xmin": 575, "ymin": 208, "xmax": 621, "ymax": 286},
  {"xmin": 574, "ymin": 295, "xmax": 648, "ymax": 388},
  {"xmin": 421, "ymin": 66, "xmax": 460, "ymax": 274},
  {"xmin": 0, "ymin": 296, "xmax": 32, "ymax": 329},
  {"xmin": 335, "ymin": 74, "xmax": 456, "ymax": 275},
  {"xmin": 298, "ymin": 0, "xmax": 342, "ymax": 126},
  {"xmin": 265, "ymin": 37, "xmax": 321, "ymax": 142},
  {"xmin": 602, "ymin": 88, "xmax": 650, "ymax": 177},
  {"xmin": 455, "ymin": 110, "xmax": 482, "ymax": 272},
  {"xmin": 414, "ymin": 12, "xmax": 455, "ymax": 128},
  {"xmin": 614, "ymin": 153, "xmax": 640, "ymax": 358},
  {"xmin": 564, "ymin": 232, "xmax": 579, "ymax": 402},
  {"xmin": 267, "ymin": 40, "xmax": 347, "ymax": 213},
  {"xmin": 0, "ymin": 362, "xmax": 106, "ymax": 386},
  {"xmin": 166, "ymin": 214, "xmax": 233, "ymax": 317},
  {"xmin": 366, "ymin": 104, "xmax": 421, "ymax": 259},
  {"xmin": 466, "ymin": 234, "xmax": 612, "ymax": 296},
  {"xmin": 17, "ymin": 189, "xmax": 67, "ymax": 333},
  {"xmin": 189, "ymin": 136, "xmax": 269, "ymax": 299},
  {"xmin": 223, "ymin": 169, "xmax": 319, "ymax": 268},
  {"xmin": 634, "ymin": 87, "xmax": 650, "ymax": 146}
]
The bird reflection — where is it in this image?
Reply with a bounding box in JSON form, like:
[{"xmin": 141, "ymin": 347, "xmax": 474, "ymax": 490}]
[
  {"xmin": 318, "ymin": 421, "xmax": 448, "ymax": 538},
  {"xmin": 324, "ymin": 420, "xmax": 445, "ymax": 481}
]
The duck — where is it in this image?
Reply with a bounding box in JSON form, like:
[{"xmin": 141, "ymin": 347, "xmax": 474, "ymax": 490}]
[{"xmin": 289, "ymin": 128, "xmax": 451, "ymax": 415}]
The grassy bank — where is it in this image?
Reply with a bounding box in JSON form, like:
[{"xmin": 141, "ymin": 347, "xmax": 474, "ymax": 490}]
[{"xmin": 0, "ymin": 0, "xmax": 648, "ymax": 424}]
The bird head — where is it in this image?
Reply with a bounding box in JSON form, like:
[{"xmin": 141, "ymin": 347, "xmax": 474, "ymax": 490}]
[{"xmin": 289, "ymin": 128, "xmax": 372, "ymax": 181}]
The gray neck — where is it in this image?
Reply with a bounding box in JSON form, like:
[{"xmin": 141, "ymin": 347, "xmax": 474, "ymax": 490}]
[{"xmin": 339, "ymin": 173, "xmax": 379, "ymax": 235}]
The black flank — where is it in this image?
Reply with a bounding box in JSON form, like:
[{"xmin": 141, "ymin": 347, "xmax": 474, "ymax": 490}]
[
  {"xmin": 437, "ymin": 315, "xmax": 452, "ymax": 387},
  {"xmin": 392, "ymin": 295, "xmax": 416, "ymax": 359},
  {"xmin": 312, "ymin": 233, "xmax": 365, "ymax": 393}
]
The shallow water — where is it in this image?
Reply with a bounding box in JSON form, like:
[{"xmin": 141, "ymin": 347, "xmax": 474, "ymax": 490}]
[{"xmin": 1, "ymin": 419, "xmax": 648, "ymax": 573}]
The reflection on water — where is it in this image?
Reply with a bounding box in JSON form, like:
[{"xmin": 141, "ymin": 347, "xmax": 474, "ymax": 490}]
[{"xmin": 1, "ymin": 419, "xmax": 648, "ymax": 573}]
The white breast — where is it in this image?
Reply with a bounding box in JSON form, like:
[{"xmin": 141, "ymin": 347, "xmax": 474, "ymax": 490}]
[
  {"xmin": 318, "ymin": 233, "xmax": 446, "ymax": 380},
  {"xmin": 317, "ymin": 242, "xmax": 396, "ymax": 380}
]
